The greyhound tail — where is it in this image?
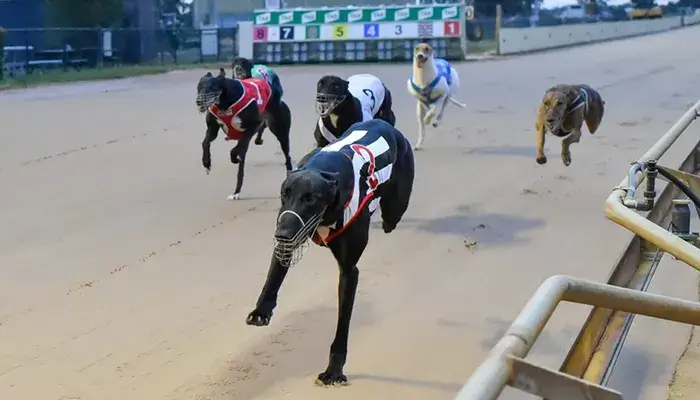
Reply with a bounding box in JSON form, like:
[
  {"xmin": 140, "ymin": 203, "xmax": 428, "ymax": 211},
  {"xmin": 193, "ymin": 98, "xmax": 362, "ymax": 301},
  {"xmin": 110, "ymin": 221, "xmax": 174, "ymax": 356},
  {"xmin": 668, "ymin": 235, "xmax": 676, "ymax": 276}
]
[{"xmin": 449, "ymin": 97, "xmax": 467, "ymax": 108}]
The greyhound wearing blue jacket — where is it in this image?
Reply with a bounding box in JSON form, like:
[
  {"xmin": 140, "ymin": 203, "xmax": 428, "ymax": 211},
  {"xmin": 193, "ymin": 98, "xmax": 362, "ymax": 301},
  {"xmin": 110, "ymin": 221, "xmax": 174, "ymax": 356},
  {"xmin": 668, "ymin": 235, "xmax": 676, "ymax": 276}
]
[{"xmin": 407, "ymin": 42, "xmax": 466, "ymax": 150}]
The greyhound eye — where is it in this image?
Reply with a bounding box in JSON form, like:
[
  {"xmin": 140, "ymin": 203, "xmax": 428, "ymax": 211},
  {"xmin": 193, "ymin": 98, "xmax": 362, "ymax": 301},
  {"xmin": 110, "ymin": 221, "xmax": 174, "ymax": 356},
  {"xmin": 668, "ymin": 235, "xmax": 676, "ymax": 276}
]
[
  {"xmin": 302, "ymin": 193, "xmax": 315, "ymax": 204},
  {"xmin": 281, "ymin": 188, "xmax": 291, "ymax": 204}
]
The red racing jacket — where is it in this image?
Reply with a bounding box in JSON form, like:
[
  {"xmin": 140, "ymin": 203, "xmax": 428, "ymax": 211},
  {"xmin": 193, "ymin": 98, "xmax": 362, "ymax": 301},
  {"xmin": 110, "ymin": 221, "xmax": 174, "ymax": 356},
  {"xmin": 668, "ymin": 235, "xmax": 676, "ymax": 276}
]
[{"xmin": 208, "ymin": 78, "xmax": 271, "ymax": 141}]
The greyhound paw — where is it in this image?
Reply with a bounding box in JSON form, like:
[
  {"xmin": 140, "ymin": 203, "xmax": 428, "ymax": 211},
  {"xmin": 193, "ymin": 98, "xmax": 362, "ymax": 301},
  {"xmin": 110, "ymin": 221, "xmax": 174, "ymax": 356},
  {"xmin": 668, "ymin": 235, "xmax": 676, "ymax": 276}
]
[
  {"xmin": 431, "ymin": 121, "xmax": 440, "ymax": 128},
  {"xmin": 204, "ymin": 167, "xmax": 211, "ymax": 175},
  {"xmin": 227, "ymin": 193, "xmax": 242, "ymax": 201},
  {"xmin": 536, "ymin": 156, "xmax": 547, "ymax": 165},
  {"xmin": 245, "ymin": 309, "xmax": 272, "ymax": 326},
  {"xmin": 254, "ymin": 137, "xmax": 264, "ymax": 146},
  {"xmin": 561, "ymin": 153, "xmax": 571, "ymax": 166},
  {"xmin": 382, "ymin": 220, "xmax": 397, "ymax": 234},
  {"xmin": 315, "ymin": 370, "xmax": 348, "ymax": 387}
]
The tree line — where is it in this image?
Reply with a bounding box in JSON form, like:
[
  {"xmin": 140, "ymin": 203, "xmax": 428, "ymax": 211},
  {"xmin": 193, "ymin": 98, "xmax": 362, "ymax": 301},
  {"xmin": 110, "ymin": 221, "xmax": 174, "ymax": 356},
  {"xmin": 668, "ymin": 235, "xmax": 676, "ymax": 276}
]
[{"xmin": 45, "ymin": 0, "xmax": 192, "ymax": 28}]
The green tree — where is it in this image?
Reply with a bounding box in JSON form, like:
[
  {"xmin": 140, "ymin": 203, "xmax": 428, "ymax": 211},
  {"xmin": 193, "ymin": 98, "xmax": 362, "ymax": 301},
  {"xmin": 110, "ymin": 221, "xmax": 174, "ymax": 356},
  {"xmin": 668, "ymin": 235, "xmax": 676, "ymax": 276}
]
[{"xmin": 46, "ymin": 0, "xmax": 124, "ymax": 28}]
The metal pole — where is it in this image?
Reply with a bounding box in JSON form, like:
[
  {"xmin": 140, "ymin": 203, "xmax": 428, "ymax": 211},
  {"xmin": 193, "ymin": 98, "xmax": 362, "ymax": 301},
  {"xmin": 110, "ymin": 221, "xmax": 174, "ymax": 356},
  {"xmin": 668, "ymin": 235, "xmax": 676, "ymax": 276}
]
[{"xmin": 455, "ymin": 275, "xmax": 569, "ymax": 400}]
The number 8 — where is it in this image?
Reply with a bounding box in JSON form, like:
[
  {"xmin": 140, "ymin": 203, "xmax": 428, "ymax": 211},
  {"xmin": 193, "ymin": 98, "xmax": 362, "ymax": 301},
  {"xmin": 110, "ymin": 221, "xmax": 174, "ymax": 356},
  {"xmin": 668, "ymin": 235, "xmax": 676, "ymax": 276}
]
[{"xmin": 256, "ymin": 29, "xmax": 264, "ymax": 39}]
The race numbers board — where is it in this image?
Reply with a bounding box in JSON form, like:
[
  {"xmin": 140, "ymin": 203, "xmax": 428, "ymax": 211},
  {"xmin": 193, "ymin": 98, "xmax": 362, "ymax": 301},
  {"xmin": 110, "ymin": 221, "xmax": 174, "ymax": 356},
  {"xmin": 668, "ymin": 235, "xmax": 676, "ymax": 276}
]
[{"xmin": 252, "ymin": 4, "xmax": 464, "ymax": 42}]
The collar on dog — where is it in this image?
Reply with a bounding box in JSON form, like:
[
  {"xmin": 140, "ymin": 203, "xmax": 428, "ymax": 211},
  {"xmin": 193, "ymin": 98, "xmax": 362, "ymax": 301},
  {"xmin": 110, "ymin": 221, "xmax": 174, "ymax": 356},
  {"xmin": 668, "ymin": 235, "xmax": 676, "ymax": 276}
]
[
  {"xmin": 567, "ymin": 88, "xmax": 589, "ymax": 116},
  {"xmin": 410, "ymin": 76, "xmax": 441, "ymax": 105}
]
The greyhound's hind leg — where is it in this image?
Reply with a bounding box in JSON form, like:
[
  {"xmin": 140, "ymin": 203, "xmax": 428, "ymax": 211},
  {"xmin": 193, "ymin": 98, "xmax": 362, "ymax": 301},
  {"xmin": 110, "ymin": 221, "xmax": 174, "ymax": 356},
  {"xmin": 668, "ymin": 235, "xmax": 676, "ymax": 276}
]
[{"xmin": 267, "ymin": 103, "xmax": 294, "ymax": 171}]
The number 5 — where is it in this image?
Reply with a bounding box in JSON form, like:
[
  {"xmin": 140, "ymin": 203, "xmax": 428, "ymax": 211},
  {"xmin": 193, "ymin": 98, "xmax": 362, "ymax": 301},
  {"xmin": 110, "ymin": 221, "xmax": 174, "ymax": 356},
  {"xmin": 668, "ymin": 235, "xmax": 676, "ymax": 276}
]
[{"xmin": 335, "ymin": 26, "xmax": 344, "ymax": 36}]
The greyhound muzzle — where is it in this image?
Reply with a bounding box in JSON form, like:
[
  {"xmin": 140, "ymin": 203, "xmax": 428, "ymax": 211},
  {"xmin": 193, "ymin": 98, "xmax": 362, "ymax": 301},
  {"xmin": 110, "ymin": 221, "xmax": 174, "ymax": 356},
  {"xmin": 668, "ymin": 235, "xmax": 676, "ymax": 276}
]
[
  {"xmin": 196, "ymin": 91, "xmax": 220, "ymax": 113},
  {"xmin": 273, "ymin": 209, "xmax": 325, "ymax": 267},
  {"xmin": 232, "ymin": 65, "xmax": 249, "ymax": 79},
  {"xmin": 315, "ymin": 93, "xmax": 345, "ymax": 117}
]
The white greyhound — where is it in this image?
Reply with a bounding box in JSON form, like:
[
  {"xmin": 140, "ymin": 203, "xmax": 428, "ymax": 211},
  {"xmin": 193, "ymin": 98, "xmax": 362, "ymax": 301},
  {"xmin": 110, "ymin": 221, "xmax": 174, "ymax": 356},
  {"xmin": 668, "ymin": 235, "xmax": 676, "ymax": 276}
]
[{"xmin": 407, "ymin": 43, "xmax": 467, "ymax": 150}]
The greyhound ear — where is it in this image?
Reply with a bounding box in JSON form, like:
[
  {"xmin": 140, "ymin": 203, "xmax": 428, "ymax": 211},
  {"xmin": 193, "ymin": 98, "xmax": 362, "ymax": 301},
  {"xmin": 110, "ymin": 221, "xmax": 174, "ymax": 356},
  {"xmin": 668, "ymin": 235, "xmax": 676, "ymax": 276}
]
[
  {"xmin": 341, "ymin": 79, "xmax": 350, "ymax": 92},
  {"xmin": 205, "ymin": 72, "xmax": 212, "ymax": 77},
  {"xmin": 319, "ymin": 171, "xmax": 339, "ymax": 202},
  {"xmin": 218, "ymin": 68, "xmax": 226, "ymax": 77}
]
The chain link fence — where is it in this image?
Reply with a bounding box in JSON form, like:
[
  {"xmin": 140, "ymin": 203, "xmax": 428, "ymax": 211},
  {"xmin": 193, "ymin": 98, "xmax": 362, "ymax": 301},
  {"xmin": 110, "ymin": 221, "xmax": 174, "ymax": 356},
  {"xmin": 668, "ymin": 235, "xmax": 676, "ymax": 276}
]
[{"xmin": 1, "ymin": 27, "xmax": 238, "ymax": 80}]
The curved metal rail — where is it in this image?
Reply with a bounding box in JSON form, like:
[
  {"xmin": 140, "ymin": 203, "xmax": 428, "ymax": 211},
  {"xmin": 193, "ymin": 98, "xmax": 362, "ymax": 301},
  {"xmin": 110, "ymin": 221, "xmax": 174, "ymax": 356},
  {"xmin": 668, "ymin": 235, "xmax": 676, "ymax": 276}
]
[{"xmin": 457, "ymin": 100, "xmax": 700, "ymax": 399}]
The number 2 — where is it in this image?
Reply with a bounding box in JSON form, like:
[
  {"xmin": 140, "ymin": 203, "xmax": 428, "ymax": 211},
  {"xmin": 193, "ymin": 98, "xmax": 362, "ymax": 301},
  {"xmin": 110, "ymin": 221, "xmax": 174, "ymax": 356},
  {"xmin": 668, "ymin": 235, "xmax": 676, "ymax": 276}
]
[
  {"xmin": 394, "ymin": 25, "xmax": 402, "ymax": 35},
  {"xmin": 281, "ymin": 27, "xmax": 292, "ymax": 39},
  {"xmin": 362, "ymin": 89, "xmax": 376, "ymax": 111},
  {"xmin": 351, "ymin": 144, "xmax": 379, "ymax": 190}
]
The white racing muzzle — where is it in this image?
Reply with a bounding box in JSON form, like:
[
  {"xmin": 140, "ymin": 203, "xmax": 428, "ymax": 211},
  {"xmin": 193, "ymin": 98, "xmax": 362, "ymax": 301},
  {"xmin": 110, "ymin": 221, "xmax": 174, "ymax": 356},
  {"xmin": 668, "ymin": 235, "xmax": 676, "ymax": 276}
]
[{"xmin": 273, "ymin": 209, "xmax": 325, "ymax": 268}]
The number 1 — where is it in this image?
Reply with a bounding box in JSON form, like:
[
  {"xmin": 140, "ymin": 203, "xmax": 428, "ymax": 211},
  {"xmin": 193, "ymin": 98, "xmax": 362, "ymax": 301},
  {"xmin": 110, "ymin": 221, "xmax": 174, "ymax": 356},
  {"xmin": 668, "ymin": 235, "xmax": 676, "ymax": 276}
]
[{"xmin": 447, "ymin": 23, "xmax": 454, "ymax": 34}]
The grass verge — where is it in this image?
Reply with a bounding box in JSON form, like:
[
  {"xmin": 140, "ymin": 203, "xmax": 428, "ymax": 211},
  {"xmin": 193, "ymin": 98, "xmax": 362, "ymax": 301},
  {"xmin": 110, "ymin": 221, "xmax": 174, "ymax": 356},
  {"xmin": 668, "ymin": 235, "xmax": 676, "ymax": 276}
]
[
  {"xmin": 0, "ymin": 62, "xmax": 226, "ymax": 91},
  {"xmin": 467, "ymin": 40, "xmax": 497, "ymax": 55}
]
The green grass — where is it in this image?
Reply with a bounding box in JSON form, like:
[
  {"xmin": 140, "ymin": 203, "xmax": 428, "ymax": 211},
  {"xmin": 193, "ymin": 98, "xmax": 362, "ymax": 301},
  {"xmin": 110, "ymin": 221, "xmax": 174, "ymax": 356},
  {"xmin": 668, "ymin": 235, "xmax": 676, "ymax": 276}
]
[
  {"xmin": 466, "ymin": 40, "xmax": 497, "ymax": 55},
  {"xmin": 0, "ymin": 62, "xmax": 226, "ymax": 91}
]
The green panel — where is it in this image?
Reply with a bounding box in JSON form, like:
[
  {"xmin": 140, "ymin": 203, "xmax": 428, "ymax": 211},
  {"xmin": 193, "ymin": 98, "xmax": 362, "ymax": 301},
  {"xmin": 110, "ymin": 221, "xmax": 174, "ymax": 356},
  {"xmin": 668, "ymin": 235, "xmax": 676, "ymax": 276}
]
[{"xmin": 253, "ymin": 5, "xmax": 462, "ymax": 26}]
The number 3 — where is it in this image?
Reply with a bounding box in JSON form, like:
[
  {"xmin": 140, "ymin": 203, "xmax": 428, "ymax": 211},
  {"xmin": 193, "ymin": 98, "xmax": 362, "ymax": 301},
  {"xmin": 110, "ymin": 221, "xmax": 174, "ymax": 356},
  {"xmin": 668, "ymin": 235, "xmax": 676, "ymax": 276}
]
[
  {"xmin": 362, "ymin": 89, "xmax": 376, "ymax": 111},
  {"xmin": 351, "ymin": 144, "xmax": 379, "ymax": 190},
  {"xmin": 394, "ymin": 25, "xmax": 402, "ymax": 35}
]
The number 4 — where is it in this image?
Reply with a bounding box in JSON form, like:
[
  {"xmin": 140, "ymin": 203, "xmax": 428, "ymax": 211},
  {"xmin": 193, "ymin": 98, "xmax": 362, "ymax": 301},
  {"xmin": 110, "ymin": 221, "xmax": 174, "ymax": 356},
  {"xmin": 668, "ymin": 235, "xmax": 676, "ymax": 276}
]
[{"xmin": 367, "ymin": 25, "xmax": 376, "ymax": 36}]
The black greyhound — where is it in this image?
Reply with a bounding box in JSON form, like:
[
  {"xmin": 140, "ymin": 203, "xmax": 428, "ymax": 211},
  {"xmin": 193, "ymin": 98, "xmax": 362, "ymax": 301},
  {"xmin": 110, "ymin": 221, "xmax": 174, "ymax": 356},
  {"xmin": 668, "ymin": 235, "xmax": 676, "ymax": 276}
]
[
  {"xmin": 246, "ymin": 119, "xmax": 415, "ymax": 386},
  {"xmin": 196, "ymin": 68, "xmax": 293, "ymax": 200},
  {"xmin": 314, "ymin": 75, "xmax": 396, "ymax": 148},
  {"xmin": 231, "ymin": 57, "xmax": 287, "ymax": 147}
]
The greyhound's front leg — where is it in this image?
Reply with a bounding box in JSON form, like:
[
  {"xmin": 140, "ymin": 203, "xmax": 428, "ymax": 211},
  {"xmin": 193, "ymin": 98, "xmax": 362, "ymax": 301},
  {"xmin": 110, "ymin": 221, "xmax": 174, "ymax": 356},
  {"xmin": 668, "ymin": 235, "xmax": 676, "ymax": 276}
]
[
  {"xmin": 561, "ymin": 128, "xmax": 582, "ymax": 167},
  {"xmin": 316, "ymin": 264, "xmax": 359, "ymax": 386},
  {"xmin": 431, "ymin": 95, "xmax": 449, "ymax": 128},
  {"xmin": 316, "ymin": 228, "xmax": 367, "ymax": 387},
  {"xmin": 415, "ymin": 102, "xmax": 427, "ymax": 151},
  {"xmin": 246, "ymin": 253, "xmax": 290, "ymax": 326},
  {"xmin": 202, "ymin": 123, "xmax": 219, "ymax": 174},
  {"xmin": 228, "ymin": 133, "xmax": 253, "ymax": 200}
]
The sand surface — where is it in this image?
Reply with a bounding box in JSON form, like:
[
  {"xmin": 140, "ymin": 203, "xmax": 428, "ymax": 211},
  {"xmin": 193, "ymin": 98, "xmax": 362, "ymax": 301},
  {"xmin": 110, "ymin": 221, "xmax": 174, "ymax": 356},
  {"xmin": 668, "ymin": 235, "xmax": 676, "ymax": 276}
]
[{"xmin": 2, "ymin": 26, "xmax": 700, "ymax": 400}]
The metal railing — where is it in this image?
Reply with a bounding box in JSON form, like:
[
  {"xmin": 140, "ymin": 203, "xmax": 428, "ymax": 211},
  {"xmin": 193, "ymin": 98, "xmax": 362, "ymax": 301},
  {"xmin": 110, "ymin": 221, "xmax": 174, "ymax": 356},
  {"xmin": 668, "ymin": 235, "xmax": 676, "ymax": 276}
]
[
  {"xmin": 457, "ymin": 100, "xmax": 700, "ymax": 399},
  {"xmin": 456, "ymin": 276, "xmax": 700, "ymax": 399}
]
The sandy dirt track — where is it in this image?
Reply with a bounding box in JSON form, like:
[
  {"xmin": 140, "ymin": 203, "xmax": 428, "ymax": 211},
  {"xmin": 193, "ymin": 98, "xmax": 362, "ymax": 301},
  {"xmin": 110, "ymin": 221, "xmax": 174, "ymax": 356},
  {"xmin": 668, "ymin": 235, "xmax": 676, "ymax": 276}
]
[{"xmin": 2, "ymin": 26, "xmax": 700, "ymax": 400}]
